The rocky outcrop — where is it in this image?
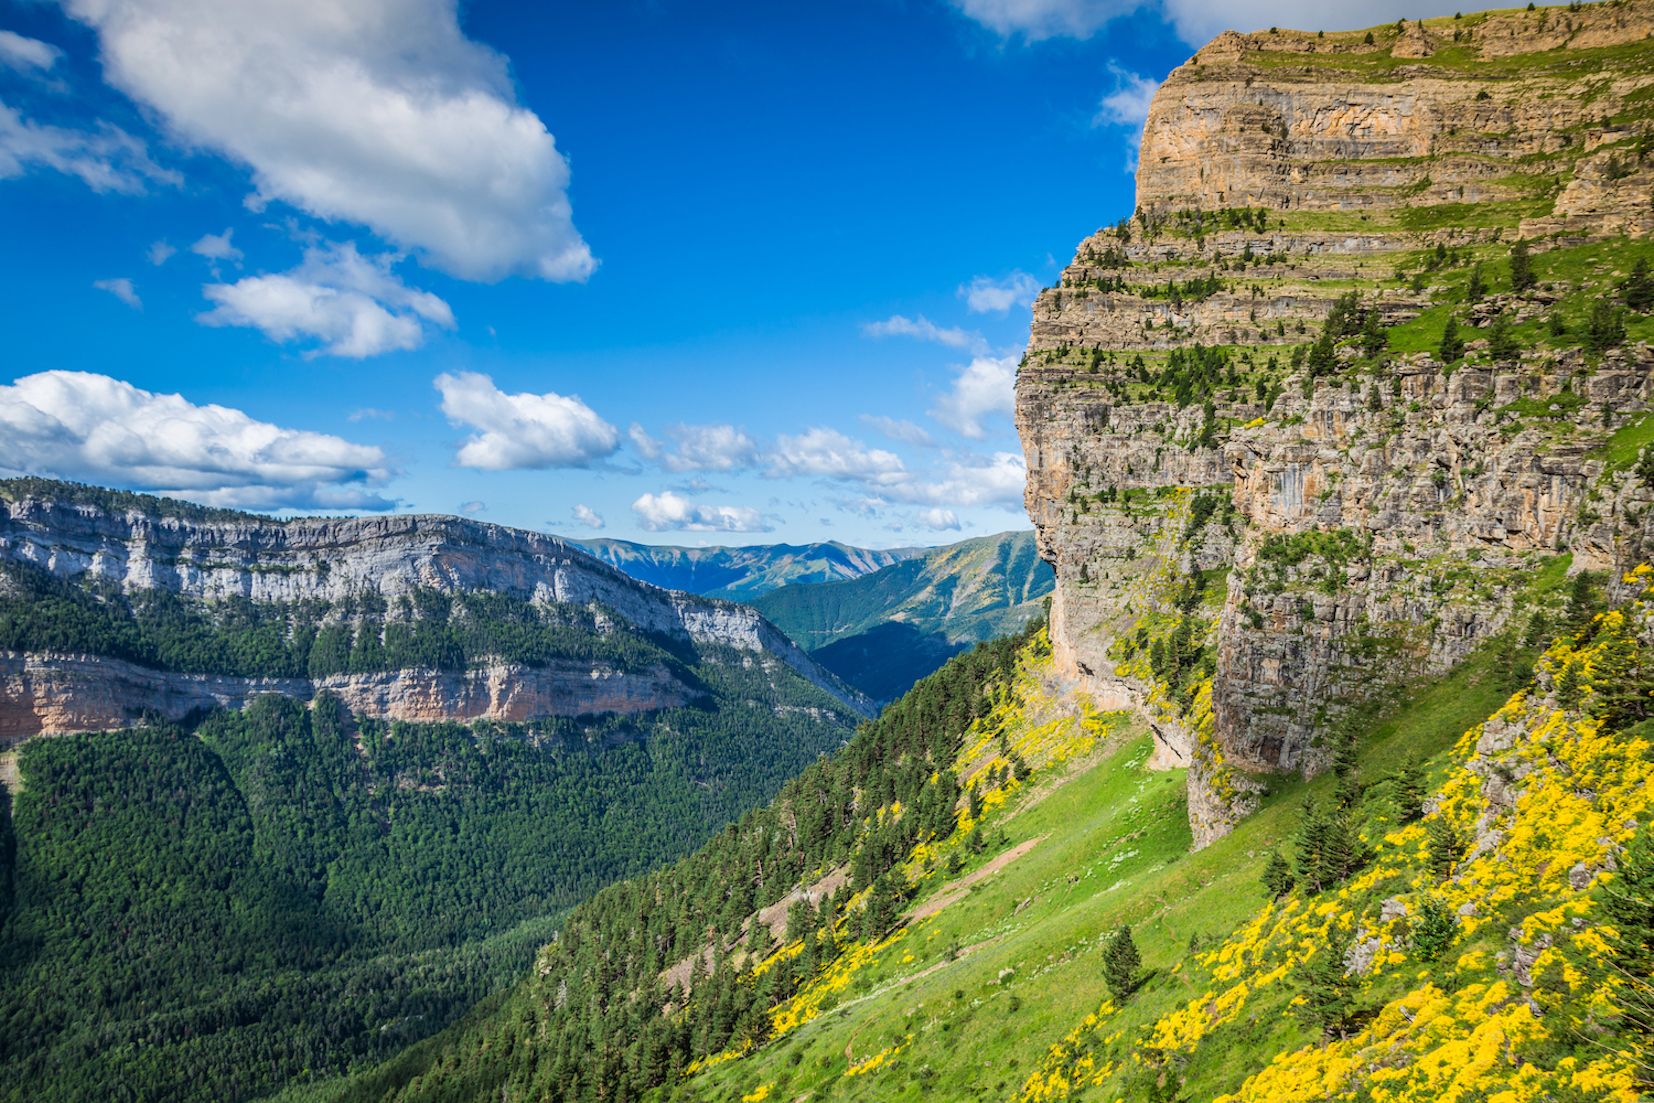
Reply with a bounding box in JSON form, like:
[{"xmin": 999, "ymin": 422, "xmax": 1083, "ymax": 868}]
[
  {"xmin": 1017, "ymin": 3, "xmax": 1654, "ymax": 846},
  {"xmin": 0, "ymin": 485, "xmax": 872, "ymax": 740},
  {"xmin": 0, "ymin": 651, "xmax": 708, "ymax": 744}
]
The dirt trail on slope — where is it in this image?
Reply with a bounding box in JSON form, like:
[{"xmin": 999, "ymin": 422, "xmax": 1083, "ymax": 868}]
[{"xmin": 906, "ymin": 834, "xmax": 1046, "ymax": 923}]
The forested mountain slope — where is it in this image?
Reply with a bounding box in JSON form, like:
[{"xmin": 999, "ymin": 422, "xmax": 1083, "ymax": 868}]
[
  {"xmin": 0, "ymin": 479, "xmax": 867, "ymax": 1102},
  {"xmin": 290, "ymin": 6, "xmax": 1654, "ymax": 1101},
  {"xmin": 752, "ymin": 531, "xmax": 1054, "ymax": 701},
  {"xmin": 573, "ymin": 538, "xmax": 922, "ymax": 599},
  {"xmin": 296, "ymin": 554, "xmax": 1652, "ymax": 1103}
]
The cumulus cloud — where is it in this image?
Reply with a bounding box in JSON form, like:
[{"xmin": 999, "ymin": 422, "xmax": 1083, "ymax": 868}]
[
  {"xmin": 0, "ymin": 370, "xmax": 393, "ymax": 509},
  {"xmin": 919, "ymin": 507, "xmax": 962, "ymax": 531},
  {"xmin": 436, "ymin": 370, "xmax": 618, "ymax": 470},
  {"xmin": 571, "ymin": 503, "xmax": 605, "ymax": 530},
  {"xmin": 191, "ymin": 229, "xmax": 242, "ymax": 265},
  {"xmin": 949, "ymin": 0, "xmax": 1137, "ymax": 40},
  {"xmin": 200, "ymin": 242, "xmax": 455, "ymax": 358},
  {"xmin": 862, "ymin": 314, "xmax": 988, "ymax": 354},
  {"xmin": 768, "ymin": 427, "xmax": 907, "ymax": 486},
  {"xmin": 1095, "ymin": 63, "xmax": 1159, "ymax": 129},
  {"xmin": 0, "ymin": 101, "xmax": 177, "ymax": 193},
  {"xmin": 632, "ymin": 491, "xmax": 769, "ymax": 534},
  {"xmin": 882, "ymin": 451, "xmax": 1028, "ymax": 511},
  {"xmin": 932, "ymin": 355, "xmax": 1017, "ymax": 439},
  {"xmin": 0, "ymin": 30, "xmax": 60, "ymax": 71},
  {"xmin": 632, "ymin": 423, "xmax": 760, "ymax": 472},
  {"xmin": 93, "ymin": 277, "xmax": 140, "ymax": 308},
  {"xmin": 861, "ymin": 414, "xmax": 934, "ymax": 448},
  {"xmin": 960, "ymin": 272, "xmax": 1041, "ymax": 314},
  {"xmin": 147, "ymin": 240, "xmax": 176, "ymax": 266},
  {"xmin": 62, "ymin": 0, "xmax": 593, "ymax": 282}
]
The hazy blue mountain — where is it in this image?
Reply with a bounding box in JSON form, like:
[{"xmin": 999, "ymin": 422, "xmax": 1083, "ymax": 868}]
[
  {"xmin": 571, "ymin": 537, "xmax": 924, "ymax": 598},
  {"xmin": 751, "ymin": 530, "xmax": 1053, "ymax": 700}
]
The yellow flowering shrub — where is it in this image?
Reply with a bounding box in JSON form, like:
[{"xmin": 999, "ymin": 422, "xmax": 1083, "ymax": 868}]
[{"xmin": 1019, "ymin": 577, "xmax": 1654, "ymax": 1102}]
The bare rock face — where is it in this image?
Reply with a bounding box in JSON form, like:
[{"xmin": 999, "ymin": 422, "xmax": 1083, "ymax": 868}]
[
  {"xmin": 1016, "ymin": 3, "xmax": 1654, "ymax": 847},
  {"xmin": 0, "ymin": 489, "xmax": 870, "ymax": 740},
  {"xmin": 0, "ymin": 652, "xmax": 707, "ymax": 744}
]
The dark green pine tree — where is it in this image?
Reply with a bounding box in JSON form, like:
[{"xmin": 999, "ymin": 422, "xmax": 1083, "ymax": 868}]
[
  {"xmin": 1438, "ymin": 316, "xmax": 1465, "ymax": 363},
  {"xmin": 1601, "ymin": 830, "xmax": 1654, "ymax": 1088},
  {"xmin": 1263, "ymin": 851, "xmax": 1295, "ymax": 899},
  {"xmin": 1103, "ymin": 925, "xmax": 1143, "ymax": 1001},
  {"xmin": 1509, "ymin": 238, "xmax": 1536, "ymax": 294},
  {"xmin": 1409, "ymin": 894, "xmax": 1458, "ymax": 963},
  {"xmin": 1622, "ymin": 257, "xmax": 1654, "ymax": 313},
  {"xmin": 1465, "ymin": 264, "xmax": 1487, "ymax": 303},
  {"xmin": 1426, "ymin": 815, "xmax": 1462, "ymax": 881},
  {"xmin": 1293, "ymin": 926, "xmax": 1356, "ymax": 1041},
  {"xmin": 1359, "ymin": 306, "xmax": 1387, "ymax": 359},
  {"xmin": 1486, "ymin": 315, "xmax": 1521, "ymax": 362},
  {"xmin": 1392, "ymin": 756, "xmax": 1427, "ymax": 824},
  {"xmin": 1294, "ymin": 799, "xmax": 1330, "ymax": 893},
  {"xmin": 1587, "ymin": 299, "xmax": 1628, "ymax": 353}
]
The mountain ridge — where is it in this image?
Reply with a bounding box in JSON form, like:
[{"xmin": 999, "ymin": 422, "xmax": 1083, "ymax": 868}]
[{"xmin": 572, "ymin": 536, "xmax": 925, "ymax": 599}]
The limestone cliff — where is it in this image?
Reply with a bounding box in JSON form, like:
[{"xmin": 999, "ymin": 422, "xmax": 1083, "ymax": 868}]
[
  {"xmin": 1017, "ymin": 1, "xmax": 1654, "ymax": 844},
  {"xmin": 0, "ymin": 481, "xmax": 870, "ymax": 740}
]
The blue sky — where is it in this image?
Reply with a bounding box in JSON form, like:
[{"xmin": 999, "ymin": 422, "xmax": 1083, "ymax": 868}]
[{"xmin": 0, "ymin": 0, "xmax": 1444, "ymax": 547}]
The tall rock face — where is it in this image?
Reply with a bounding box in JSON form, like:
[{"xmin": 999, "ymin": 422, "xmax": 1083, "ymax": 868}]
[
  {"xmin": 1017, "ymin": 2, "xmax": 1654, "ymax": 845},
  {"xmin": 0, "ymin": 480, "xmax": 869, "ymax": 742}
]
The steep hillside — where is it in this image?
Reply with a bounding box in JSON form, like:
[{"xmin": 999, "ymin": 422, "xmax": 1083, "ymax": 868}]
[
  {"xmin": 573, "ymin": 537, "xmax": 923, "ymax": 599},
  {"xmin": 0, "ymin": 479, "xmax": 868, "ymax": 1103},
  {"xmin": 1017, "ymin": 0, "xmax": 1654, "ymax": 844},
  {"xmin": 752, "ymin": 531, "xmax": 1055, "ymax": 701},
  {"xmin": 287, "ymin": 7, "xmax": 1654, "ymax": 1103},
  {"xmin": 298, "ymin": 552, "xmax": 1651, "ymax": 1103}
]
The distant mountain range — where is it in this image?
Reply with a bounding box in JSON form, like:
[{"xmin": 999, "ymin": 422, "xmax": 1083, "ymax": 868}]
[
  {"xmin": 575, "ymin": 530, "xmax": 1055, "ymax": 703},
  {"xmin": 751, "ymin": 531, "xmax": 1054, "ymax": 700},
  {"xmin": 571, "ymin": 538, "xmax": 924, "ymax": 599}
]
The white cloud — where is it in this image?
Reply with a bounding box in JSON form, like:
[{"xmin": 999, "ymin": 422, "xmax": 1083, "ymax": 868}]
[
  {"xmin": 459, "ymin": 499, "xmax": 485, "ymax": 515},
  {"xmin": 147, "ymin": 240, "xmax": 176, "ymax": 266},
  {"xmin": 951, "ymin": 0, "xmax": 1451, "ymax": 45},
  {"xmin": 0, "ymin": 30, "xmax": 60, "ymax": 71},
  {"xmin": 861, "ymin": 414, "xmax": 934, "ymax": 448},
  {"xmin": 949, "ymin": 0, "xmax": 1137, "ymax": 40},
  {"xmin": 919, "ymin": 507, "xmax": 962, "ymax": 531},
  {"xmin": 571, "ymin": 503, "xmax": 605, "ymax": 530},
  {"xmin": 436, "ymin": 370, "xmax": 619, "ymax": 470},
  {"xmin": 200, "ymin": 242, "xmax": 455, "ymax": 358},
  {"xmin": 0, "ymin": 100, "xmax": 177, "ymax": 193},
  {"xmin": 645, "ymin": 423, "xmax": 760, "ymax": 472},
  {"xmin": 1095, "ymin": 64, "xmax": 1159, "ymax": 129},
  {"xmin": 862, "ymin": 314, "xmax": 988, "ymax": 354},
  {"xmin": 632, "ymin": 491, "xmax": 769, "ymax": 534},
  {"xmin": 932, "ymin": 355, "xmax": 1017, "ymax": 439},
  {"xmin": 0, "ymin": 370, "xmax": 393, "ymax": 509},
  {"xmin": 768, "ymin": 427, "xmax": 907, "ymax": 486},
  {"xmin": 191, "ymin": 229, "xmax": 242, "ymax": 264},
  {"xmin": 960, "ymin": 271, "xmax": 1041, "ymax": 315},
  {"xmin": 1161, "ymin": 1, "xmax": 1449, "ymax": 43},
  {"xmin": 93, "ymin": 277, "xmax": 140, "ymax": 308},
  {"xmin": 883, "ymin": 451, "xmax": 1029, "ymax": 511},
  {"xmin": 63, "ymin": 0, "xmax": 593, "ymax": 282}
]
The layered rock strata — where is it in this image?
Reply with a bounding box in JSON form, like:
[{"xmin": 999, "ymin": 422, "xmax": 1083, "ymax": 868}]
[
  {"xmin": 1017, "ymin": 2, "xmax": 1654, "ymax": 844},
  {"xmin": 0, "ymin": 486, "xmax": 869, "ymax": 741}
]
